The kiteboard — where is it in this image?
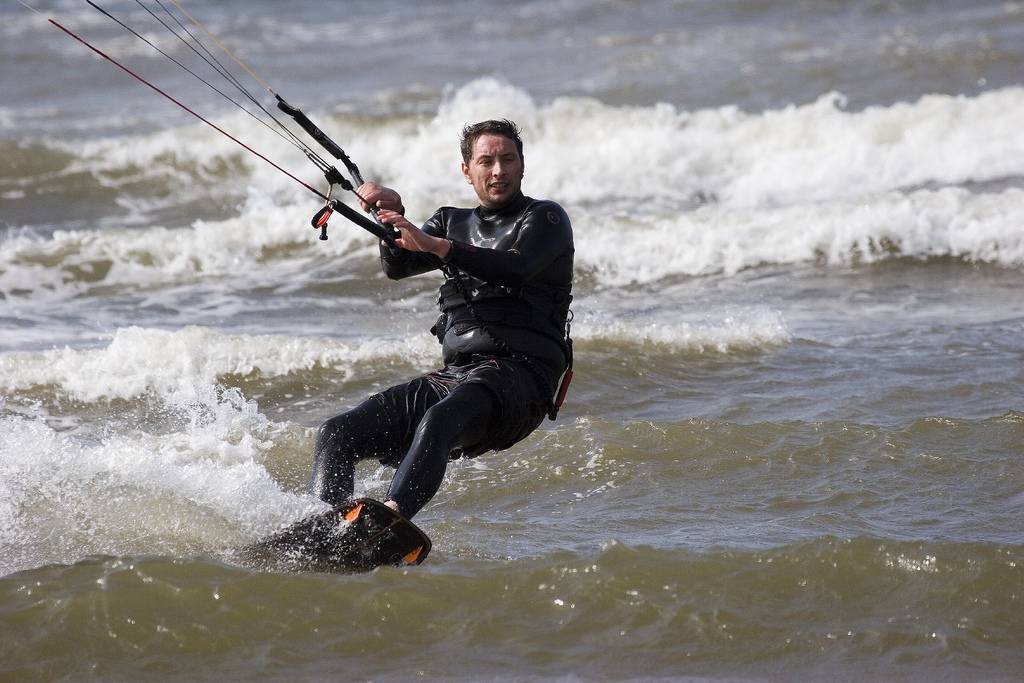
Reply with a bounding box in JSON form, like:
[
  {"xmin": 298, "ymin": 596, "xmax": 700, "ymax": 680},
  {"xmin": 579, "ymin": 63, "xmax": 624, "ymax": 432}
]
[{"xmin": 237, "ymin": 498, "xmax": 431, "ymax": 572}]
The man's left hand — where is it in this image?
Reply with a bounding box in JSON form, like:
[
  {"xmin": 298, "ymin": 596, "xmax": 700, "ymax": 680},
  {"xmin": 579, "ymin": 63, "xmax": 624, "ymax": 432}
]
[{"xmin": 377, "ymin": 210, "xmax": 452, "ymax": 259}]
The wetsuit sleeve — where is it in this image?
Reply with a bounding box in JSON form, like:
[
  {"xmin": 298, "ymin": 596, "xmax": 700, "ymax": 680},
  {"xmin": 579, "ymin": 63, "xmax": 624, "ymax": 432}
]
[
  {"xmin": 446, "ymin": 202, "xmax": 573, "ymax": 287},
  {"xmin": 379, "ymin": 209, "xmax": 447, "ymax": 280}
]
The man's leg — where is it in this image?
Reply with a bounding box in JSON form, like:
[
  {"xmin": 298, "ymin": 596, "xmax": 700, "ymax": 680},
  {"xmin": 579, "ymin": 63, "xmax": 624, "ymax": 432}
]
[
  {"xmin": 310, "ymin": 394, "xmax": 405, "ymax": 507},
  {"xmin": 386, "ymin": 383, "xmax": 496, "ymax": 518}
]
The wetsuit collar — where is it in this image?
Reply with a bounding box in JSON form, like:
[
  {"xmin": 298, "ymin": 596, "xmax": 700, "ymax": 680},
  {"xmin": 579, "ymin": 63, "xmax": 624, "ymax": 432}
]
[{"xmin": 477, "ymin": 191, "xmax": 530, "ymax": 220}]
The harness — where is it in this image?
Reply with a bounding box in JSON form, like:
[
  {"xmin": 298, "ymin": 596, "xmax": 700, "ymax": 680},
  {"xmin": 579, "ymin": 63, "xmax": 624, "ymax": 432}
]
[{"xmin": 437, "ymin": 202, "xmax": 574, "ymax": 420}]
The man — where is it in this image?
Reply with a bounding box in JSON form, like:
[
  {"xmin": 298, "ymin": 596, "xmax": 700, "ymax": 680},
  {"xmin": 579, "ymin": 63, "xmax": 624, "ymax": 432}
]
[{"xmin": 310, "ymin": 119, "xmax": 574, "ymax": 520}]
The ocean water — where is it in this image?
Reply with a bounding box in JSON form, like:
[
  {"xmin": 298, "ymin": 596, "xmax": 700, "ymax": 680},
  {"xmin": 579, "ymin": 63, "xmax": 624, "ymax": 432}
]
[{"xmin": 2, "ymin": 0, "xmax": 1023, "ymax": 681}]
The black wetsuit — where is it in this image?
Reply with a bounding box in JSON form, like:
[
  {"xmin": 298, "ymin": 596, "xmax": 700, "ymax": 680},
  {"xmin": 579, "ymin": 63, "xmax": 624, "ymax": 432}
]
[{"xmin": 311, "ymin": 192, "xmax": 574, "ymax": 518}]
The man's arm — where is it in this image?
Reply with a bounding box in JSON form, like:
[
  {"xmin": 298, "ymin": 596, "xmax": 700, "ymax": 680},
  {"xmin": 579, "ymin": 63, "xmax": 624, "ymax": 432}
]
[
  {"xmin": 356, "ymin": 183, "xmax": 444, "ymax": 280},
  {"xmin": 376, "ymin": 209, "xmax": 448, "ymax": 280},
  {"xmin": 378, "ymin": 202, "xmax": 572, "ymax": 287}
]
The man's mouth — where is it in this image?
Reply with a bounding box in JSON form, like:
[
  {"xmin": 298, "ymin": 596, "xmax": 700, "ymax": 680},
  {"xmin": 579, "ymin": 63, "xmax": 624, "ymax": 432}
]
[{"xmin": 488, "ymin": 182, "xmax": 509, "ymax": 192}]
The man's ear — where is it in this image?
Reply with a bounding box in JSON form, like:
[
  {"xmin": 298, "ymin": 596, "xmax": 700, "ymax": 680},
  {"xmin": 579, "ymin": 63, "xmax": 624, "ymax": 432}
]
[{"xmin": 461, "ymin": 162, "xmax": 471, "ymax": 184}]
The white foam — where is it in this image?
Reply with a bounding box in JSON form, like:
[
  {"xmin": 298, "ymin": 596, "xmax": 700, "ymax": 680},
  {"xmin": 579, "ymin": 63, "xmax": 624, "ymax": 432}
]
[
  {"xmin": 42, "ymin": 80, "xmax": 1024, "ymax": 211},
  {"xmin": 6, "ymin": 80, "xmax": 1024, "ymax": 299},
  {"xmin": 0, "ymin": 390, "xmax": 322, "ymax": 576},
  {"xmin": 684, "ymin": 89, "xmax": 1024, "ymax": 208},
  {"xmin": 578, "ymin": 186, "xmax": 1024, "ymax": 283},
  {"xmin": 375, "ymin": 80, "xmax": 1024, "ymax": 211},
  {"xmin": 0, "ymin": 322, "xmax": 442, "ymax": 574},
  {"xmin": 579, "ymin": 307, "xmax": 791, "ymax": 353},
  {"xmin": 0, "ymin": 325, "xmax": 439, "ymax": 403},
  {"xmin": 24, "ymin": 78, "xmax": 1024, "ymax": 210},
  {"xmin": 0, "ymin": 191, "xmax": 374, "ymax": 301}
]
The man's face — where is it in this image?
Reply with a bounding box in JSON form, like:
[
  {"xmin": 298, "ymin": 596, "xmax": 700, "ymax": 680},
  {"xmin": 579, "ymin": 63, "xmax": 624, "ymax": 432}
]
[{"xmin": 461, "ymin": 133, "xmax": 524, "ymax": 209}]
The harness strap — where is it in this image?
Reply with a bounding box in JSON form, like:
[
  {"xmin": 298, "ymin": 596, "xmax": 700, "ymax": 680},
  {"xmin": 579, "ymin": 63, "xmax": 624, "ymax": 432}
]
[{"xmin": 548, "ymin": 309, "xmax": 573, "ymax": 421}]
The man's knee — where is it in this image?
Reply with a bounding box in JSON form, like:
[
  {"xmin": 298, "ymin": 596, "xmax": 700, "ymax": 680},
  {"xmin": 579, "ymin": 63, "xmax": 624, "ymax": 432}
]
[
  {"xmin": 316, "ymin": 404, "xmax": 375, "ymax": 452},
  {"xmin": 315, "ymin": 414, "xmax": 346, "ymax": 451}
]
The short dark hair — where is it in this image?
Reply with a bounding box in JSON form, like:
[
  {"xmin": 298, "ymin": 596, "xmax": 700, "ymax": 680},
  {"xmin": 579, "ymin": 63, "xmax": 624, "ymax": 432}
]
[{"xmin": 459, "ymin": 119, "xmax": 524, "ymax": 164}]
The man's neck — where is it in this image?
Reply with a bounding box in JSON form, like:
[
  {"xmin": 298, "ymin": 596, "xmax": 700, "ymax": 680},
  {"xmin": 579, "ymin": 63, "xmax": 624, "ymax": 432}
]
[{"xmin": 478, "ymin": 191, "xmax": 528, "ymax": 217}]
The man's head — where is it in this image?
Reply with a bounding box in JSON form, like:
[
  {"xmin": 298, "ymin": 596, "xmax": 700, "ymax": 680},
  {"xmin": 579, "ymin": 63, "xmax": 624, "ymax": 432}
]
[{"xmin": 460, "ymin": 119, "xmax": 525, "ymax": 209}]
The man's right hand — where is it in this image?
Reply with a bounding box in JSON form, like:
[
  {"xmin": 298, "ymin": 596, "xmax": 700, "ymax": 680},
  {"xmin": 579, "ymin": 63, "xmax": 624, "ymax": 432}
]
[{"xmin": 357, "ymin": 182, "xmax": 404, "ymax": 214}]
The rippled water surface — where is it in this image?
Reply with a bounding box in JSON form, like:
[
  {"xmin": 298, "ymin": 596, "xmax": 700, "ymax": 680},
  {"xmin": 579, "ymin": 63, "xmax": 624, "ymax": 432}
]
[{"xmin": 2, "ymin": 1, "xmax": 1023, "ymax": 680}]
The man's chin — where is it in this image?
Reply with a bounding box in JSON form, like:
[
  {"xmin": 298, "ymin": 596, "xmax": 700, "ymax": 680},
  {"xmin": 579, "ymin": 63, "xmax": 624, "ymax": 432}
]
[{"xmin": 484, "ymin": 188, "xmax": 516, "ymax": 206}]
